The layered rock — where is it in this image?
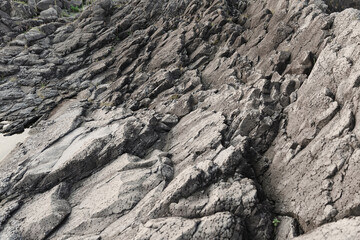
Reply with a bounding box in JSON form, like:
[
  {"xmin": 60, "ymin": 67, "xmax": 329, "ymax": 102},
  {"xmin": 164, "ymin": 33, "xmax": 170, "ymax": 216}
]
[
  {"xmin": 261, "ymin": 8, "xmax": 360, "ymax": 232},
  {"xmin": 1, "ymin": 0, "xmax": 360, "ymax": 239}
]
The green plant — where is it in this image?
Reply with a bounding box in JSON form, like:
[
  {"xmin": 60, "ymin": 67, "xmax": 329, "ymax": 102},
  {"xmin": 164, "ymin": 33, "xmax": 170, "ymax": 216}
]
[
  {"xmin": 272, "ymin": 218, "xmax": 280, "ymax": 227},
  {"xmin": 227, "ymin": 17, "xmax": 234, "ymax": 23},
  {"xmin": 14, "ymin": 0, "xmax": 27, "ymax": 5},
  {"xmin": 31, "ymin": 27, "xmax": 44, "ymax": 33},
  {"xmin": 61, "ymin": 11, "xmax": 70, "ymax": 17},
  {"xmin": 195, "ymin": 15, "xmax": 201, "ymax": 22},
  {"xmin": 37, "ymin": 91, "xmax": 45, "ymax": 99},
  {"xmin": 70, "ymin": 5, "xmax": 81, "ymax": 13},
  {"xmin": 169, "ymin": 94, "xmax": 180, "ymax": 100},
  {"xmin": 100, "ymin": 101, "xmax": 113, "ymax": 107},
  {"xmin": 312, "ymin": 55, "xmax": 318, "ymax": 64},
  {"xmin": 85, "ymin": 0, "xmax": 95, "ymax": 5},
  {"xmin": 211, "ymin": 39, "xmax": 220, "ymax": 45},
  {"xmin": 114, "ymin": 3, "xmax": 124, "ymax": 9}
]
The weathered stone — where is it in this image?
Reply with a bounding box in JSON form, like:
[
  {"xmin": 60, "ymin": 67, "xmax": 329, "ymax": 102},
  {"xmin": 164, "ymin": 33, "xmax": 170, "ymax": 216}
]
[
  {"xmin": 37, "ymin": 0, "xmax": 63, "ymax": 11},
  {"xmin": 275, "ymin": 216, "xmax": 300, "ymax": 240},
  {"xmin": 40, "ymin": 7, "xmax": 59, "ymax": 21},
  {"xmin": 1, "ymin": 0, "xmax": 360, "ymax": 239},
  {"xmin": 0, "ymin": 184, "xmax": 71, "ymax": 240},
  {"xmin": 294, "ymin": 217, "xmax": 360, "ymax": 240},
  {"xmin": 0, "ymin": 64, "xmax": 19, "ymax": 77}
]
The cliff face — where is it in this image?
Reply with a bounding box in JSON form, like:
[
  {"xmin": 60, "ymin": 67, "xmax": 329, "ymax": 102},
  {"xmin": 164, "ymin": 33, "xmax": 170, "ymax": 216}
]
[{"xmin": 1, "ymin": 0, "xmax": 360, "ymax": 239}]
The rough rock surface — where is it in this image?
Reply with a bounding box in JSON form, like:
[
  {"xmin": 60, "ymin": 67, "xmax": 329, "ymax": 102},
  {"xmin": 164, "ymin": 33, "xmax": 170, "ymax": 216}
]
[{"xmin": 1, "ymin": 0, "xmax": 360, "ymax": 239}]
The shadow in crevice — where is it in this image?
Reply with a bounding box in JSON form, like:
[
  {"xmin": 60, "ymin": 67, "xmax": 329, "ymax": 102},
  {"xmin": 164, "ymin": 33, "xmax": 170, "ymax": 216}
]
[{"xmin": 324, "ymin": 0, "xmax": 360, "ymax": 13}]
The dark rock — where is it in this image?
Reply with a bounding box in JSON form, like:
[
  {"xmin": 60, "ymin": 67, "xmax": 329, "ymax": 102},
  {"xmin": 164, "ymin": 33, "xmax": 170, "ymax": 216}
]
[{"xmin": 324, "ymin": 0, "xmax": 360, "ymax": 12}]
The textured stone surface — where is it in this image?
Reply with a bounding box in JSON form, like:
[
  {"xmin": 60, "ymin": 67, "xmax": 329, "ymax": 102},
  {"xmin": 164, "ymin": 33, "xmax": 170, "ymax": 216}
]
[
  {"xmin": 261, "ymin": 8, "xmax": 360, "ymax": 233},
  {"xmin": 293, "ymin": 217, "xmax": 360, "ymax": 240},
  {"xmin": 1, "ymin": 0, "xmax": 360, "ymax": 239}
]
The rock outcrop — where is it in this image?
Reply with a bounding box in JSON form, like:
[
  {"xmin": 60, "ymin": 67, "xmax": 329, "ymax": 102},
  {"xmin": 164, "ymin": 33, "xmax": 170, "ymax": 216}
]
[{"xmin": 1, "ymin": 0, "xmax": 360, "ymax": 239}]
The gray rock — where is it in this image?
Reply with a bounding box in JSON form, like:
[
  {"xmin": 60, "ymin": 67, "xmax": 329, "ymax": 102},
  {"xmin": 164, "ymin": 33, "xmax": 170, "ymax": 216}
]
[
  {"xmin": 37, "ymin": 0, "xmax": 63, "ymax": 11},
  {"xmin": 294, "ymin": 217, "xmax": 360, "ymax": 240},
  {"xmin": 0, "ymin": 184, "xmax": 71, "ymax": 240},
  {"xmin": 1, "ymin": 0, "xmax": 360, "ymax": 239},
  {"xmin": 275, "ymin": 216, "xmax": 300, "ymax": 240},
  {"xmin": 0, "ymin": 64, "xmax": 19, "ymax": 77},
  {"xmin": 70, "ymin": 0, "xmax": 83, "ymax": 7},
  {"xmin": 40, "ymin": 7, "xmax": 59, "ymax": 21},
  {"xmin": 11, "ymin": 1, "xmax": 37, "ymax": 19}
]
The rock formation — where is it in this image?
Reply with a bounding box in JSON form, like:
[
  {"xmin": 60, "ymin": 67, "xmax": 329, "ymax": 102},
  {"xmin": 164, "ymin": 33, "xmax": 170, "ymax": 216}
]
[{"xmin": 1, "ymin": 0, "xmax": 360, "ymax": 239}]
